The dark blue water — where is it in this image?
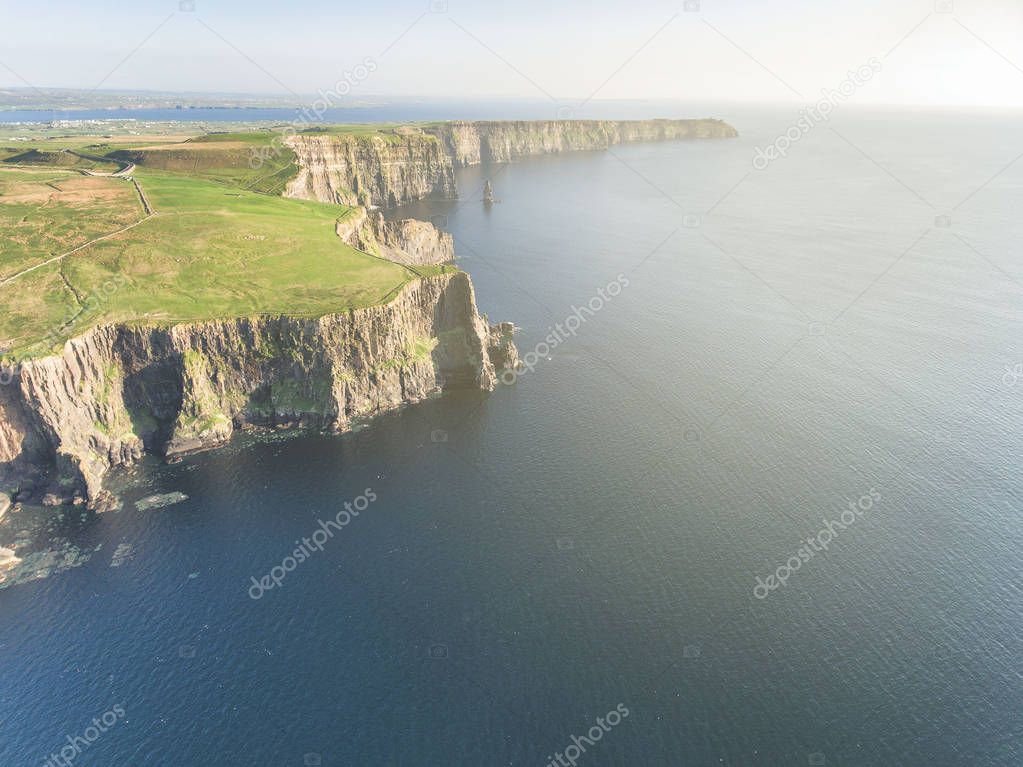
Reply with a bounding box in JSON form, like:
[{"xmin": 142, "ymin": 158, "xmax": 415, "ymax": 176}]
[{"xmin": 2, "ymin": 107, "xmax": 1023, "ymax": 766}]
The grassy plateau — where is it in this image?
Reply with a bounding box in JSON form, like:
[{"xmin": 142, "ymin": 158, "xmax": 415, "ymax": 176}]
[{"xmin": 0, "ymin": 127, "xmax": 450, "ymax": 360}]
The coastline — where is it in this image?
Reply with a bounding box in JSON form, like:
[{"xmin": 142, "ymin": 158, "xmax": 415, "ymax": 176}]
[{"xmin": 0, "ymin": 118, "xmax": 736, "ymax": 510}]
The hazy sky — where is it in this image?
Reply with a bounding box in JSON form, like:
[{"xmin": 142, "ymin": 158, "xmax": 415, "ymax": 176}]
[{"xmin": 2, "ymin": 0, "xmax": 1023, "ymax": 107}]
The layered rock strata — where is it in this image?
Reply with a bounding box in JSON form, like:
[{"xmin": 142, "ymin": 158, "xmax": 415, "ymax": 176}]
[
  {"xmin": 425, "ymin": 118, "xmax": 738, "ymax": 167},
  {"xmin": 284, "ymin": 133, "xmax": 456, "ymax": 209},
  {"xmin": 0, "ymin": 273, "xmax": 511, "ymax": 506},
  {"xmin": 285, "ymin": 119, "xmax": 738, "ymax": 207},
  {"xmin": 335, "ymin": 207, "xmax": 454, "ymax": 266}
]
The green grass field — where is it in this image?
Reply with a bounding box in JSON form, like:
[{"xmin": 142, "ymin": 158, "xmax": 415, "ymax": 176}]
[
  {"xmin": 0, "ymin": 129, "xmax": 452, "ymax": 360},
  {"xmin": 0, "ymin": 169, "xmax": 144, "ymax": 279},
  {"xmin": 0, "ymin": 147, "xmax": 115, "ymax": 170},
  {"xmin": 101, "ymin": 131, "xmax": 300, "ymax": 195}
]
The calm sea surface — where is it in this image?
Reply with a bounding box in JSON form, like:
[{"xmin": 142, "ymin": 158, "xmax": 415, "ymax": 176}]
[{"xmin": 2, "ymin": 107, "xmax": 1022, "ymax": 765}]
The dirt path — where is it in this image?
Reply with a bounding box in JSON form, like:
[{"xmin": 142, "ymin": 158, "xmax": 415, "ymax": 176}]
[
  {"xmin": 0, "ymin": 211, "xmax": 154, "ymax": 287},
  {"xmin": 67, "ymin": 150, "xmax": 135, "ymax": 177},
  {"xmin": 0, "ymin": 175, "xmax": 156, "ymax": 288}
]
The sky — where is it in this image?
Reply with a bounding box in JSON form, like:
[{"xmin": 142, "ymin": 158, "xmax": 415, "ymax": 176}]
[{"xmin": 2, "ymin": 0, "xmax": 1023, "ymax": 108}]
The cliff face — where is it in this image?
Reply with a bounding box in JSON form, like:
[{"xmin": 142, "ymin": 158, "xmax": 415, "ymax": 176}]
[
  {"xmin": 426, "ymin": 119, "xmax": 738, "ymax": 166},
  {"xmin": 0, "ymin": 273, "xmax": 511, "ymax": 506},
  {"xmin": 0, "ymin": 379, "xmax": 48, "ymax": 481},
  {"xmin": 284, "ymin": 133, "xmax": 457, "ymax": 209},
  {"xmin": 285, "ymin": 120, "xmax": 737, "ymax": 207},
  {"xmin": 335, "ymin": 207, "xmax": 454, "ymax": 266}
]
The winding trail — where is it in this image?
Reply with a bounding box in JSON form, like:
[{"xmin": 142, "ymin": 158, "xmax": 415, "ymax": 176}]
[
  {"xmin": 65, "ymin": 149, "xmax": 135, "ymax": 177},
  {"xmin": 0, "ymin": 214, "xmax": 154, "ymax": 287}
]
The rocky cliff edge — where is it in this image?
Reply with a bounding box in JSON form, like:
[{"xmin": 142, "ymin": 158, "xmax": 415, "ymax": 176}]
[{"xmin": 0, "ymin": 272, "xmax": 516, "ymax": 508}]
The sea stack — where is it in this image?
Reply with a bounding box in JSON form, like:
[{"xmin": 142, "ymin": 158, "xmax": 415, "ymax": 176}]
[{"xmin": 483, "ymin": 179, "xmax": 494, "ymax": 204}]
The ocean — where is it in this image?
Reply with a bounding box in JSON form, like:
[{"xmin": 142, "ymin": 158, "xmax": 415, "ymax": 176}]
[{"xmin": 2, "ymin": 105, "xmax": 1022, "ymax": 765}]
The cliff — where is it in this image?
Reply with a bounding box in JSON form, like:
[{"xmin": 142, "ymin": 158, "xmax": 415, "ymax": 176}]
[
  {"xmin": 425, "ymin": 119, "xmax": 738, "ymax": 166},
  {"xmin": 284, "ymin": 133, "xmax": 457, "ymax": 209},
  {"xmin": 0, "ymin": 272, "xmax": 512, "ymax": 507},
  {"xmin": 284, "ymin": 119, "xmax": 737, "ymax": 207},
  {"xmin": 335, "ymin": 207, "xmax": 454, "ymax": 266}
]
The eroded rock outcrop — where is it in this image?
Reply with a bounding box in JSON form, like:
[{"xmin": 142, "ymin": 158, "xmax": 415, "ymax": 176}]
[
  {"xmin": 0, "ymin": 273, "xmax": 515, "ymax": 505},
  {"xmin": 0, "ymin": 546, "xmax": 18, "ymax": 578},
  {"xmin": 335, "ymin": 207, "xmax": 454, "ymax": 266},
  {"xmin": 487, "ymin": 322, "xmax": 519, "ymax": 376}
]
